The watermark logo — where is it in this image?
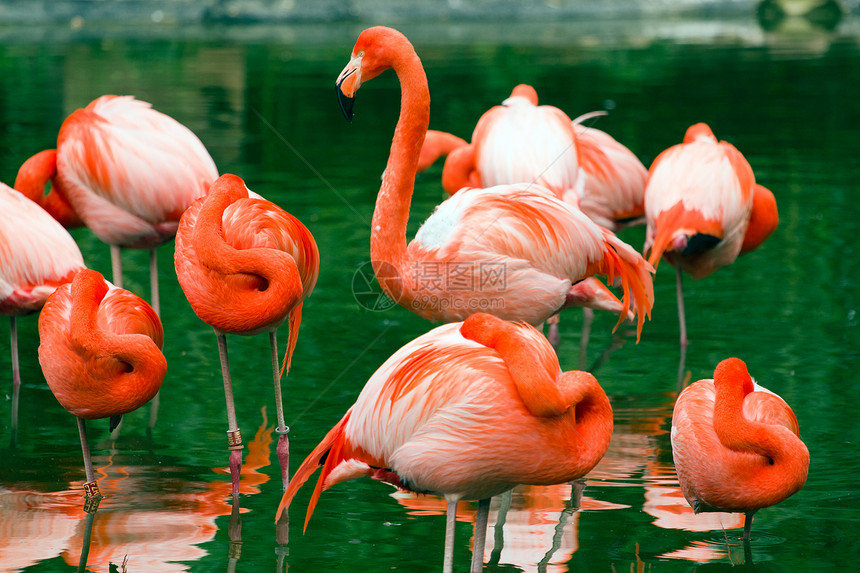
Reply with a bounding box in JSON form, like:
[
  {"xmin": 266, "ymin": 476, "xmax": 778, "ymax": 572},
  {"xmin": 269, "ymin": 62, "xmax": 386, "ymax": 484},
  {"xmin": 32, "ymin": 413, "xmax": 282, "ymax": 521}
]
[
  {"xmin": 352, "ymin": 261, "xmax": 400, "ymax": 311},
  {"xmin": 352, "ymin": 260, "xmax": 509, "ymax": 313}
]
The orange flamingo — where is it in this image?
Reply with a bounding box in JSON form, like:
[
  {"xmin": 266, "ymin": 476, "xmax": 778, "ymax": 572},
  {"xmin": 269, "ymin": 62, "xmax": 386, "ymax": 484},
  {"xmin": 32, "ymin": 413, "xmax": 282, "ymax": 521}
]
[
  {"xmin": 37, "ymin": 268, "xmax": 166, "ymax": 499},
  {"xmin": 335, "ymin": 27, "xmax": 653, "ymax": 341},
  {"xmin": 15, "ymin": 95, "xmax": 219, "ymax": 315},
  {"xmin": 174, "ymin": 173, "xmax": 319, "ymax": 495},
  {"xmin": 670, "ymin": 357, "xmax": 809, "ymax": 541},
  {"xmin": 0, "ymin": 183, "xmax": 86, "ymax": 442},
  {"xmin": 644, "ymin": 123, "xmax": 779, "ymax": 347},
  {"xmin": 419, "ymin": 85, "xmax": 647, "ymax": 232},
  {"xmin": 277, "ymin": 312, "xmax": 613, "ymax": 573}
]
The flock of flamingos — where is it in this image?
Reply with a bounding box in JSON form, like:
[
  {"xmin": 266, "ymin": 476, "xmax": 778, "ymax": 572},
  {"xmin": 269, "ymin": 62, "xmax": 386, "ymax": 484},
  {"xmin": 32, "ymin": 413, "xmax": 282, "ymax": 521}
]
[{"xmin": 1, "ymin": 25, "xmax": 810, "ymax": 572}]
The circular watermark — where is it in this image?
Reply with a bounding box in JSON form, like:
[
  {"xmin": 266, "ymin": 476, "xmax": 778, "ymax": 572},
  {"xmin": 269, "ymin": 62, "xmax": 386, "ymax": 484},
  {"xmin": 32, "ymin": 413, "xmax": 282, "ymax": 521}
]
[{"xmin": 352, "ymin": 261, "xmax": 401, "ymax": 312}]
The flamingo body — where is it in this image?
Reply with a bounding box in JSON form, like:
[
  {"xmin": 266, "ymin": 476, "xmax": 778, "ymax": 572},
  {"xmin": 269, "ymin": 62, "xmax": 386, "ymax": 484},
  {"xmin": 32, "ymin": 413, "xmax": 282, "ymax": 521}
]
[
  {"xmin": 175, "ymin": 174, "xmax": 318, "ymax": 338},
  {"xmin": 420, "ymin": 85, "xmax": 647, "ymax": 231},
  {"xmin": 0, "ymin": 184, "xmax": 85, "ymax": 315},
  {"xmin": 336, "ymin": 28, "xmax": 653, "ymax": 338},
  {"xmin": 277, "ymin": 313, "xmax": 612, "ymax": 530},
  {"xmin": 644, "ymin": 123, "xmax": 777, "ymax": 279},
  {"xmin": 38, "ymin": 268, "xmax": 166, "ymax": 420},
  {"xmin": 671, "ymin": 358, "xmax": 808, "ymax": 536},
  {"xmin": 25, "ymin": 95, "xmax": 219, "ymax": 248}
]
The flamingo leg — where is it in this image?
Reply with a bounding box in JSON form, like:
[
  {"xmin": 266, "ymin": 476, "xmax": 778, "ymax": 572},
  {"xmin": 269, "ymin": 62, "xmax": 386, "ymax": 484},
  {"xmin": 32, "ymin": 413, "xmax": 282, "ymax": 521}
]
[
  {"xmin": 10, "ymin": 316, "xmax": 20, "ymax": 446},
  {"xmin": 216, "ymin": 330, "xmax": 243, "ymax": 496},
  {"xmin": 270, "ymin": 330, "xmax": 290, "ymax": 491},
  {"xmin": 276, "ymin": 508, "xmax": 289, "ymax": 572},
  {"xmin": 443, "ymin": 497, "xmax": 459, "ymax": 573},
  {"xmin": 148, "ymin": 249, "xmax": 162, "ymax": 432},
  {"xmin": 77, "ymin": 505, "xmax": 99, "ymax": 570},
  {"xmin": 488, "ymin": 490, "xmax": 512, "ymax": 567},
  {"xmin": 742, "ymin": 511, "xmax": 755, "ymax": 541},
  {"xmin": 547, "ymin": 314, "xmax": 561, "ymax": 351},
  {"xmin": 470, "ymin": 498, "xmax": 491, "ymax": 573},
  {"xmin": 676, "ymin": 266, "xmax": 688, "ymax": 348},
  {"xmin": 579, "ymin": 308, "xmax": 594, "ymax": 370},
  {"xmin": 110, "ymin": 245, "xmax": 123, "ymax": 289},
  {"xmin": 76, "ymin": 417, "xmax": 101, "ymax": 499}
]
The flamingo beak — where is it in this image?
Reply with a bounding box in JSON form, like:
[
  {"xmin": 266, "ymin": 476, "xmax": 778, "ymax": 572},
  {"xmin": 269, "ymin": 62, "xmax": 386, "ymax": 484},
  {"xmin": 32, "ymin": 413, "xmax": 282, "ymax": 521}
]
[
  {"xmin": 567, "ymin": 277, "xmax": 634, "ymax": 321},
  {"xmin": 336, "ymin": 54, "xmax": 363, "ymax": 122}
]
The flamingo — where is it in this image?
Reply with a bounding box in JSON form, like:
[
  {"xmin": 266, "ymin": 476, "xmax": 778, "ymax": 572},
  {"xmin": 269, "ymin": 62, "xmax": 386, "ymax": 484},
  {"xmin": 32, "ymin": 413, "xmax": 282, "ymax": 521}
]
[
  {"xmin": 37, "ymin": 268, "xmax": 166, "ymax": 499},
  {"xmin": 174, "ymin": 173, "xmax": 319, "ymax": 495},
  {"xmin": 15, "ymin": 94, "xmax": 219, "ymax": 315},
  {"xmin": 644, "ymin": 123, "xmax": 779, "ymax": 348},
  {"xmin": 670, "ymin": 357, "xmax": 809, "ymax": 542},
  {"xmin": 0, "ymin": 183, "xmax": 86, "ymax": 443},
  {"xmin": 276, "ymin": 312, "xmax": 613, "ymax": 573},
  {"xmin": 335, "ymin": 27, "xmax": 654, "ymax": 342},
  {"xmin": 419, "ymin": 84, "xmax": 648, "ymax": 232}
]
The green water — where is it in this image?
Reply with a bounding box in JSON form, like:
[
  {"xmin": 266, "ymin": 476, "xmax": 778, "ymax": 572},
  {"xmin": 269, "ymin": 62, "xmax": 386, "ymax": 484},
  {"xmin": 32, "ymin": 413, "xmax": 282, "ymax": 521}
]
[{"xmin": 1, "ymin": 13, "xmax": 859, "ymax": 573}]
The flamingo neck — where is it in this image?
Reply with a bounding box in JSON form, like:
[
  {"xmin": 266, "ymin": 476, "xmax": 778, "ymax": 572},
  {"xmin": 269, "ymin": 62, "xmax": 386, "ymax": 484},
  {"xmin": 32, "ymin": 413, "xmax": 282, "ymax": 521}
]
[
  {"xmin": 565, "ymin": 372, "xmax": 614, "ymax": 473},
  {"xmin": 712, "ymin": 360, "xmax": 809, "ymax": 499},
  {"xmin": 14, "ymin": 149, "xmax": 83, "ymax": 228},
  {"xmin": 370, "ymin": 41, "xmax": 430, "ymax": 283},
  {"xmin": 69, "ymin": 271, "xmax": 165, "ymax": 394},
  {"xmin": 191, "ymin": 175, "xmax": 303, "ymax": 331}
]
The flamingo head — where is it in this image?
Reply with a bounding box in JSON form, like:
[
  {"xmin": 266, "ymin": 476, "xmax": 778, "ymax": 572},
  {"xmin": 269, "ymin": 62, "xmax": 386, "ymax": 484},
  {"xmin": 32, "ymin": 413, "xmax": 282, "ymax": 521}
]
[
  {"xmin": 714, "ymin": 357, "xmax": 755, "ymax": 396},
  {"xmin": 336, "ymin": 26, "xmax": 412, "ymax": 122}
]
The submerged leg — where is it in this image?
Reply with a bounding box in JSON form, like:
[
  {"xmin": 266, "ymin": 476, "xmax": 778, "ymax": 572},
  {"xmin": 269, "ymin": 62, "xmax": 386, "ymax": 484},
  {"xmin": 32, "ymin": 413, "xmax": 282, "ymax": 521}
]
[
  {"xmin": 676, "ymin": 267, "xmax": 688, "ymax": 349},
  {"xmin": 110, "ymin": 245, "xmax": 123, "ymax": 289},
  {"xmin": 742, "ymin": 511, "xmax": 755, "ymax": 541},
  {"xmin": 216, "ymin": 330, "xmax": 243, "ymax": 496},
  {"xmin": 77, "ymin": 417, "xmax": 101, "ymax": 499},
  {"xmin": 10, "ymin": 316, "xmax": 20, "ymax": 446},
  {"xmin": 443, "ymin": 497, "xmax": 459, "ymax": 573},
  {"xmin": 148, "ymin": 249, "xmax": 161, "ymax": 431},
  {"xmin": 578, "ymin": 308, "xmax": 593, "ymax": 370},
  {"xmin": 271, "ymin": 330, "xmax": 290, "ymax": 491},
  {"xmin": 470, "ymin": 498, "xmax": 491, "ymax": 573}
]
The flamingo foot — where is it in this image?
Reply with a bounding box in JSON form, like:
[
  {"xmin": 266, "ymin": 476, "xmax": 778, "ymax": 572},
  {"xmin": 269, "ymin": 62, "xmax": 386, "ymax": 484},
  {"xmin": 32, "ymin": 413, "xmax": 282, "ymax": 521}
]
[{"xmin": 276, "ymin": 430, "xmax": 290, "ymax": 491}]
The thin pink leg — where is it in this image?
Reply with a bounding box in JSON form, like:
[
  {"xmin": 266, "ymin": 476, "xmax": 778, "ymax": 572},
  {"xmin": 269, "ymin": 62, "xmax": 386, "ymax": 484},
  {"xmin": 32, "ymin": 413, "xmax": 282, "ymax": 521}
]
[
  {"xmin": 470, "ymin": 498, "xmax": 491, "ymax": 572},
  {"xmin": 216, "ymin": 330, "xmax": 243, "ymax": 496},
  {"xmin": 270, "ymin": 331, "xmax": 290, "ymax": 491},
  {"xmin": 676, "ymin": 267, "xmax": 688, "ymax": 348},
  {"xmin": 10, "ymin": 317, "xmax": 20, "ymax": 445}
]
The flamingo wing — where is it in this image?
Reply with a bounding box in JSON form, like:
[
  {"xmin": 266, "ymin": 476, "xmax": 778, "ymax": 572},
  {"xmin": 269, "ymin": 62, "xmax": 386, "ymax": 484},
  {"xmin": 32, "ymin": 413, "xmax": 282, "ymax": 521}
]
[
  {"xmin": 55, "ymin": 95, "xmax": 218, "ymax": 246},
  {"xmin": 473, "ymin": 100, "xmax": 579, "ymax": 196},
  {"xmin": 574, "ymin": 125, "xmax": 647, "ymax": 229},
  {"xmin": 0, "ymin": 184, "xmax": 85, "ymax": 314}
]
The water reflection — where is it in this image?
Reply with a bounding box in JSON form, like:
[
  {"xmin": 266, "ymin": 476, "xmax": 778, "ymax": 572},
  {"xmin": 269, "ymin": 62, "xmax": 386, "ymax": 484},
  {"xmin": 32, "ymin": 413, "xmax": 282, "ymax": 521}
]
[{"xmin": 0, "ymin": 409, "xmax": 274, "ymax": 572}]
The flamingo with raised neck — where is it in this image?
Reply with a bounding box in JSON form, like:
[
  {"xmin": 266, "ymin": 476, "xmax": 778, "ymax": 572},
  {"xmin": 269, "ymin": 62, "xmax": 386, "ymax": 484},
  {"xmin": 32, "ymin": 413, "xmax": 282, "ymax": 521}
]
[{"xmin": 335, "ymin": 26, "xmax": 654, "ymax": 341}]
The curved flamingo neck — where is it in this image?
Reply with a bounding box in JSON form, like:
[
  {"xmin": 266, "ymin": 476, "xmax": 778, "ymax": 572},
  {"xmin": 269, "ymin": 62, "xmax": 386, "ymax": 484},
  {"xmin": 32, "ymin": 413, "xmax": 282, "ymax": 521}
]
[
  {"xmin": 14, "ymin": 149, "xmax": 83, "ymax": 228},
  {"xmin": 369, "ymin": 37, "xmax": 430, "ymax": 279},
  {"xmin": 191, "ymin": 175, "xmax": 303, "ymax": 330},
  {"xmin": 69, "ymin": 270, "xmax": 163, "ymax": 383},
  {"xmin": 712, "ymin": 358, "xmax": 808, "ymax": 497}
]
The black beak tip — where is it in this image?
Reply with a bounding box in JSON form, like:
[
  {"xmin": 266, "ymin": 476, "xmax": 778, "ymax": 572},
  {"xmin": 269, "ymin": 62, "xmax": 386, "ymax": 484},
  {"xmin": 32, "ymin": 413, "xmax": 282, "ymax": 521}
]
[
  {"xmin": 109, "ymin": 414, "xmax": 123, "ymax": 433},
  {"xmin": 336, "ymin": 86, "xmax": 355, "ymax": 123}
]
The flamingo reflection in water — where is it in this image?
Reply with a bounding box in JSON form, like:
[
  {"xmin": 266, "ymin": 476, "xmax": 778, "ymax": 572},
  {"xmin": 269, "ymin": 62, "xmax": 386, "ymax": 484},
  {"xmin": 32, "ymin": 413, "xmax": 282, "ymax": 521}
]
[
  {"xmin": 0, "ymin": 409, "xmax": 277, "ymax": 573},
  {"xmin": 395, "ymin": 483, "xmax": 626, "ymax": 571}
]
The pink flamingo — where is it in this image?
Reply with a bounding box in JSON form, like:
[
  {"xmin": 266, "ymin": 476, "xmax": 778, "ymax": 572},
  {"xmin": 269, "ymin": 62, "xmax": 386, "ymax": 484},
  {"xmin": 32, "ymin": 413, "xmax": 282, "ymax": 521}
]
[
  {"xmin": 15, "ymin": 95, "xmax": 219, "ymax": 315},
  {"xmin": 419, "ymin": 84, "xmax": 647, "ymax": 231},
  {"xmin": 335, "ymin": 27, "xmax": 654, "ymax": 342},
  {"xmin": 174, "ymin": 173, "xmax": 319, "ymax": 495},
  {"xmin": 37, "ymin": 268, "xmax": 166, "ymax": 499},
  {"xmin": 277, "ymin": 312, "xmax": 613, "ymax": 573},
  {"xmin": 644, "ymin": 123, "xmax": 779, "ymax": 347},
  {"xmin": 0, "ymin": 183, "xmax": 86, "ymax": 441},
  {"xmin": 671, "ymin": 357, "xmax": 809, "ymax": 541}
]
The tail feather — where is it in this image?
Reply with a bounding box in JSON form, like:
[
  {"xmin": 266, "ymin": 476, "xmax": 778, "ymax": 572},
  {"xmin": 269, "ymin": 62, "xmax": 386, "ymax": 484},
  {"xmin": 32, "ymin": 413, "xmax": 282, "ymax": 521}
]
[
  {"xmin": 279, "ymin": 301, "xmax": 303, "ymax": 377},
  {"xmin": 275, "ymin": 410, "xmax": 353, "ymax": 529},
  {"xmin": 595, "ymin": 228, "xmax": 654, "ymax": 341}
]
